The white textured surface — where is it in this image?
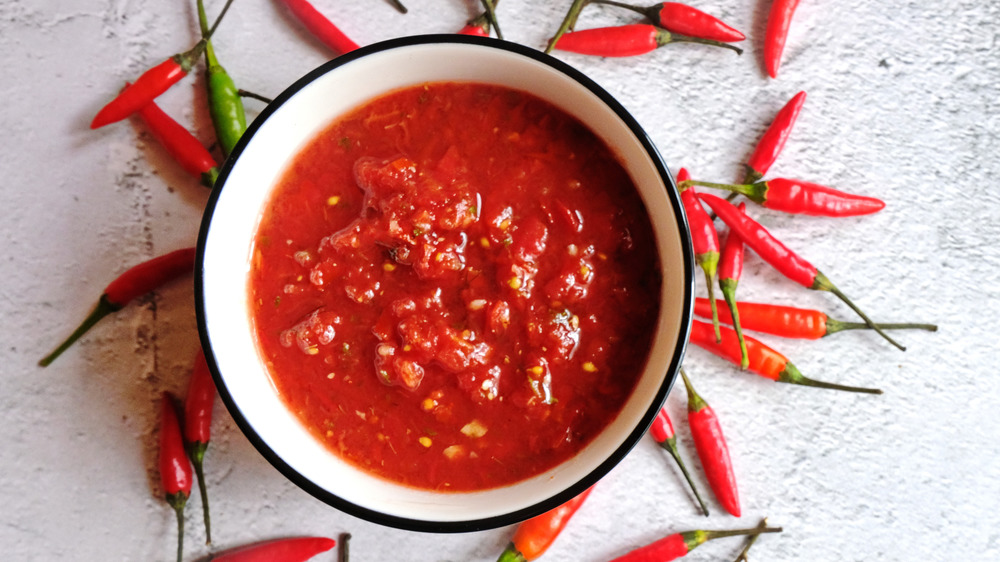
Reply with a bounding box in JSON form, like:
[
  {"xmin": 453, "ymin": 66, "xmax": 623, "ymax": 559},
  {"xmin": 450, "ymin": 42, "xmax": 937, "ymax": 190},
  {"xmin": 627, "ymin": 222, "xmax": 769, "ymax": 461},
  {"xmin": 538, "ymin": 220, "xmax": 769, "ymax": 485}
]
[{"xmin": 2, "ymin": 1, "xmax": 998, "ymax": 561}]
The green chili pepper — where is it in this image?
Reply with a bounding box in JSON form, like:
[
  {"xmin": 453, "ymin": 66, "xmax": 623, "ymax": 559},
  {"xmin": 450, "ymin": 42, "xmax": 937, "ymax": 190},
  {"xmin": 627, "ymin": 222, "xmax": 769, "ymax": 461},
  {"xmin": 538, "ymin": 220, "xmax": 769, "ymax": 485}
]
[{"xmin": 197, "ymin": 0, "xmax": 246, "ymax": 157}]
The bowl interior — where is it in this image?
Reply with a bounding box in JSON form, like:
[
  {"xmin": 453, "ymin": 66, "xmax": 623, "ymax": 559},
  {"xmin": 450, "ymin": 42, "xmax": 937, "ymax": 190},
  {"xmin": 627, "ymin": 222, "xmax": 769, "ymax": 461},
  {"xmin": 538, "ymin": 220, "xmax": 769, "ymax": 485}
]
[{"xmin": 197, "ymin": 35, "xmax": 693, "ymax": 532}]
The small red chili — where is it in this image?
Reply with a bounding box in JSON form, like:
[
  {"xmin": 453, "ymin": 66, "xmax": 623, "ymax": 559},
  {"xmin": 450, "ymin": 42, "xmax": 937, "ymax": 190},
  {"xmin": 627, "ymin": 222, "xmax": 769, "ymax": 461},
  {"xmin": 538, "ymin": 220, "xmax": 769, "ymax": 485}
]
[
  {"xmin": 683, "ymin": 177, "xmax": 885, "ymax": 217},
  {"xmin": 609, "ymin": 524, "xmax": 782, "ymax": 561},
  {"xmin": 38, "ymin": 247, "xmax": 197, "ymax": 367},
  {"xmin": 649, "ymin": 407, "xmax": 709, "ymax": 516},
  {"xmin": 184, "ymin": 349, "xmax": 217, "ymax": 544},
  {"xmin": 553, "ymin": 23, "xmax": 742, "ymax": 57},
  {"xmin": 159, "ymin": 392, "xmax": 193, "ymax": 562},
  {"xmin": 210, "ymin": 536, "xmax": 337, "ymax": 562},
  {"xmin": 136, "ymin": 96, "xmax": 219, "ymax": 188},
  {"xmin": 590, "ymin": 1, "xmax": 745, "ymax": 43},
  {"xmin": 693, "ymin": 298, "xmax": 938, "ymax": 340},
  {"xmin": 496, "ymin": 487, "xmax": 594, "ymax": 561},
  {"xmin": 764, "ymin": 0, "xmax": 801, "ymax": 78},
  {"xmin": 278, "ymin": 0, "xmax": 361, "ymax": 55},
  {"xmin": 696, "ymin": 192, "xmax": 905, "ymax": 350},
  {"xmin": 679, "ymin": 169, "xmax": 721, "ymax": 342},
  {"xmin": 718, "ymin": 203, "xmax": 748, "ymax": 368},
  {"xmin": 744, "ymin": 91, "xmax": 806, "ymax": 183},
  {"xmin": 679, "ymin": 368, "xmax": 740, "ymax": 517},
  {"xmin": 689, "ymin": 319, "xmax": 883, "ymax": 394},
  {"xmin": 89, "ymin": 0, "xmax": 235, "ymax": 129}
]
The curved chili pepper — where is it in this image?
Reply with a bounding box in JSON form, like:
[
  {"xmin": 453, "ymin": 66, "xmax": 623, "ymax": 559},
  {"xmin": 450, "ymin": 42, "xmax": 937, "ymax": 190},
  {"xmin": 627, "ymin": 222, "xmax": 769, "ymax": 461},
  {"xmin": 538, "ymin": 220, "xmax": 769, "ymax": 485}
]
[
  {"xmin": 684, "ymin": 177, "xmax": 885, "ymax": 217},
  {"xmin": 496, "ymin": 487, "xmax": 594, "ymax": 561},
  {"xmin": 184, "ymin": 349, "xmax": 217, "ymax": 544},
  {"xmin": 694, "ymin": 298, "xmax": 938, "ymax": 339},
  {"xmin": 210, "ymin": 536, "xmax": 337, "ymax": 561},
  {"xmin": 89, "ymin": 0, "xmax": 235, "ymax": 129},
  {"xmin": 278, "ymin": 0, "xmax": 360, "ymax": 56},
  {"xmin": 197, "ymin": 0, "xmax": 247, "ymax": 158},
  {"xmin": 744, "ymin": 91, "xmax": 806, "ymax": 183},
  {"xmin": 718, "ymin": 203, "xmax": 748, "ymax": 368},
  {"xmin": 38, "ymin": 247, "xmax": 197, "ymax": 367},
  {"xmin": 159, "ymin": 392, "xmax": 193, "ymax": 562},
  {"xmin": 591, "ymin": 1, "xmax": 745, "ymax": 43},
  {"xmin": 679, "ymin": 170, "xmax": 721, "ymax": 342},
  {"xmin": 764, "ymin": 0, "xmax": 801, "ymax": 78},
  {"xmin": 696, "ymin": 192, "xmax": 905, "ymax": 350},
  {"xmin": 553, "ymin": 23, "xmax": 742, "ymax": 57},
  {"xmin": 679, "ymin": 369, "xmax": 739, "ymax": 517},
  {"xmin": 136, "ymin": 98, "xmax": 219, "ymax": 188},
  {"xmin": 609, "ymin": 524, "xmax": 782, "ymax": 561},
  {"xmin": 649, "ymin": 408, "xmax": 709, "ymax": 516},
  {"xmin": 690, "ymin": 319, "xmax": 883, "ymax": 394}
]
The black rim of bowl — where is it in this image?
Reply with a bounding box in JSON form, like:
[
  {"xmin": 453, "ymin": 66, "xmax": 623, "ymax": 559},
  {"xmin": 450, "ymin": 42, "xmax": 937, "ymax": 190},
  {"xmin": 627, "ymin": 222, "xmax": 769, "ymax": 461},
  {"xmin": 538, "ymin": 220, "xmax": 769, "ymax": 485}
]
[{"xmin": 195, "ymin": 33, "xmax": 695, "ymax": 534}]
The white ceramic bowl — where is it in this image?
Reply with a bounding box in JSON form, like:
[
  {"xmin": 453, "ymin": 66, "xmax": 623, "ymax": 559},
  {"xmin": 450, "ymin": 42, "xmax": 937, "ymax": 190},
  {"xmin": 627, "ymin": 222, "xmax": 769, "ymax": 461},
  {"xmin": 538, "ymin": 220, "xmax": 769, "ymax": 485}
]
[{"xmin": 196, "ymin": 35, "xmax": 694, "ymax": 532}]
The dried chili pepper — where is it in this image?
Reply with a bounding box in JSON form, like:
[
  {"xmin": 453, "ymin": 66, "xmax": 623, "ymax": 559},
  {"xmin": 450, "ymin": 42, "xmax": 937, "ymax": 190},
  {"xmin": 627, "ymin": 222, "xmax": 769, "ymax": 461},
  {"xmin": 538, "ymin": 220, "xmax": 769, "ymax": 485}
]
[
  {"xmin": 159, "ymin": 392, "xmax": 193, "ymax": 562},
  {"xmin": 679, "ymin": 169, "xmax": 721, "ymax": 342},
  {"xmin": 609, "ymin": 524, "xmax": 782, "ymax": 561},
  {"xmin": 210, "ymin": 536, "xmax": 337, "ymax": 561},
  {"xmin": 697, "ymin": 192, "xmax": 905, "ymax": 350},
  {"xmin": 278, "ymin": 0, "xmax": 361, "ymax": 56},
  {"xmin": 679, "ymin": 368, "xmax": 739, "ymax": 517},
  {"xmin": 184, "ymin": 350, "xmax": 217, "ymax": 544},
  {"xmin": 683, "ymin": 177, "xmax": 885, "ymax": 217},
  {"xmin": 89, "ymin": 0, "xmax": 235, "ymax": 129},
  {"xmin": 694, "ymin": 298, "xmax": 938, "ymax": 339},
  {"xmin": 197, "ymin": 0, "xmax": 247, "ymax": 158},
  {"xmin": 38, "ymin": 247, "xmax": 197, "ymax": 367},
  {"xmin": 718, "ymin": 203, "xmax": 748, "ymax": 368},
  {"xmin": 649, "ymin": 407, "xmax": 709, "ymax": 516},
  {"xmin": 764, "ymin": 0, "xmax": 801, "ymax": 78},
  {"xmin": 496, "ymin": 487, "xmax": 594, "ymax": 561},
  {"xmin": 590, "ymin": 1, "xmax": 745, "ymax": 43},
  {"xmin": 136, "ymin": 97, "xmax": 219, "ymax": 188},
  {"xmin": 744, "ymin": 91, "xmax": 806, "ymax": 183},
  {"xmin": 690, "ymin": 319, "xmax": 883, "ymax": 394},
  {"xmin": 733, "ymin": 517, "xmax": 769, "ymax": 562},
  {"xmin": 553, "ymin": 23, "xmax": 742, "ymax": 57}
]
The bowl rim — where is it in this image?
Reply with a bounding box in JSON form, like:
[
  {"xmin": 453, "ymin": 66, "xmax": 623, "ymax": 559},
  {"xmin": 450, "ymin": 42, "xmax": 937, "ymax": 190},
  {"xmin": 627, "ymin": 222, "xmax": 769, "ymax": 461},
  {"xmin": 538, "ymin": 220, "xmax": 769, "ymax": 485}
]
[{"xmin": 195, "ymin": 33, "xmax": 694, "ymax": 533}]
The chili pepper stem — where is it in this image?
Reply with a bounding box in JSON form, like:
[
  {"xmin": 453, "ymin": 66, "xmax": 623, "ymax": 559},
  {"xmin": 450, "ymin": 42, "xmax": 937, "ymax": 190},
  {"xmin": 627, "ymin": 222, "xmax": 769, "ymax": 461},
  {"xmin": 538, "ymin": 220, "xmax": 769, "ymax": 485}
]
[
  {"xmin": 700, "ymin": 262, "xmax": 722, "ymax": 342},
  {"xmin": 779, "ymin": 362, "xmax": 882, "ymax": 394},
  {"xmin": 479, "ymin": 0, "xmax": 504, "ymax": 40},
  {"xmin": 546, "ymin": 0, "xmax": 589, "ymax": 53},
  {"xmin": 237, "ymin": 89, "xmax": 274, "ymax": 104},
  {"xmin": 812, "ymin": 271, "xmax": 906, "ymax": 351},
  {"xmin": 496, "ymin": 543, "xmax": 527, "ymax": 562},
  {"xmin": 166, "ymin": 492, "xmax": 186, "ymax": 562},
  {"xmin": 682, "ymin": 526, "xmax": 782, "ymax": 553},
  {"xmin": 825, "ymin": 318, "xmax": 938, "ymax": 335},
  {"xmin": 682, "ymin": 179, "xmax": 765, "ymax": 203},
  {"xmin": 38, "ymin": 295, "xmax": 122, "ymax": 367},
  {"xmin": 658, "ymin": 440, "xmax": 710, "ymax": 516},
  {"xmin": 340, "ymin": 532, "xmax": 352, "ymax": 562},
  {"xmin": 734, "ymin": 517, "xmax": 768, "ymax": 562},
  {"xmin": 679, "ymin": 368, "xmax": 707, "ymax": 411},
  {"xmin": 656, "ymin": 30, "xmax": 743, "ymax": 54},
  {"xmin": 720, "ymin": 279, "xmax": 749, "ymax": 369},
  {"xmin": 188, "ymin": 442, "xmax": 211, "ymax": 544},
  {"xmin": 389, "ymin": 0, "xmax": 408, "ymax": 14},
  {"xmin": 204, "ymin": 0, "xmax": 236, "ymax": 40}
]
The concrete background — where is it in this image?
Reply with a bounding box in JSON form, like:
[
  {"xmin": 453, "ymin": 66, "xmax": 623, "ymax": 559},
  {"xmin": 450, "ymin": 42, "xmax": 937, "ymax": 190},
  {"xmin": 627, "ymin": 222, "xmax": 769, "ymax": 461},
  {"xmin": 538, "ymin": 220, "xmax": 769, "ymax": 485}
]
[{"xmin": 2, "ymin": 1, "xmax": 998, "ymax": 560}]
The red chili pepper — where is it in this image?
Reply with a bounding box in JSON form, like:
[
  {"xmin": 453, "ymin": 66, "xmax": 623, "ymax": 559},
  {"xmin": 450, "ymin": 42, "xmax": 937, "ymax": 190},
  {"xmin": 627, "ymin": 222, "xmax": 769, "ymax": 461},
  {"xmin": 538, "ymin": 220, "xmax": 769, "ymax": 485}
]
[
  {"xmin": 696, "ymin": 192, "xmax": 905, "ymax": 350},
  {"xmin": 159, "ymin": 392, "xmax": 193, "ymax": 562},
  {"xmin": 679, "ymin": 169, "xmax": 721, "ymax": 342},
  {"xmin": 89, "ymin": 0, "xmax": 235, "ymax": 129},
  {"xmin": 764, "ymin": 0, "xmax": 801, "ymax": 78},
  {"xmin": 744, "ymin": 91, "xmax": 806, "ymax": 183},
  {"xmin": 684, "ymin": 177, "xmax": 885, "ymax": 217},
  {"xmin": 678, "ymin": 369, "xmax": 739, "ymax": 517},
  {"xmin": 278, "ymin": 0, "xmax": 360, "ymax": 56},
  {"xmin": 591, "ymin": 1, "xmax": 745, "ymax": 43},
  {"xmin": 649, "ymin": 408, "xmax": 709, "ymax": 516},
  {"xmin": 694, "ymin": 298, "xmax": 938, "ymax": 339},
  {"xmin": 718, "ymin": 203, "xmax": 748, "ymax": 368},
  {"xmin": 184, "ymin": 350, "xmax": 217, "ymax": 544},
  {"xmin": 210, "ymin": 536, "xmax": 337, "ymax": 562},
  {"xmin": 496, "ymin": 487, "xmax": 594, "ymax": 561},
  {"xmin": 689, "ymin": 319, "xmax": 883, "ymax": 394},
  {"xmin": 136, "ymin": 97, "xmax": 219, "ymax": 188},
  {"xmin": 609, "ymin": 524, "xmax": 782, "ymax": 561},
  {"xmin": 38, "ymin": 247, "xmax": 197, "ymax": 367},
  {"xmin": 553, "ymin": 23, "xmax": 742, "ymax": 57}
]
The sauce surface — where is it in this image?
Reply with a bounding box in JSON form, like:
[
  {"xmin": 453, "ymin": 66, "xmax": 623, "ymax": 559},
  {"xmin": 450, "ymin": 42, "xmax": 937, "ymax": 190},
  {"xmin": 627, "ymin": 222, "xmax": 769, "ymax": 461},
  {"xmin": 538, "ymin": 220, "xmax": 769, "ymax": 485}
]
[{"xmin": 248, "ymin": 82, "xmax": 661, "ymax": 491}]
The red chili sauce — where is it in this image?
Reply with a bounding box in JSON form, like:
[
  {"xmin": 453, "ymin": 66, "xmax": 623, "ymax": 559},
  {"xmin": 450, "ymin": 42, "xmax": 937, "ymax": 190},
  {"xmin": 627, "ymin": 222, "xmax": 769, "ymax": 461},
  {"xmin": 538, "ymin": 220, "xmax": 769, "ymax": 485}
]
[{"xmin": 248, "ymin": 82, "xmax": 661, "ymax": 491}]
